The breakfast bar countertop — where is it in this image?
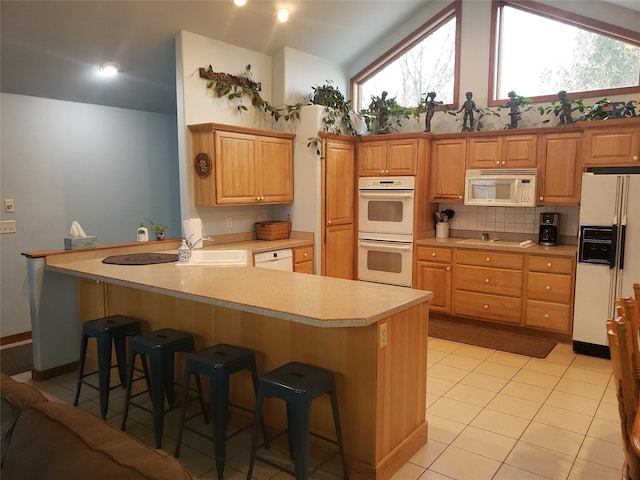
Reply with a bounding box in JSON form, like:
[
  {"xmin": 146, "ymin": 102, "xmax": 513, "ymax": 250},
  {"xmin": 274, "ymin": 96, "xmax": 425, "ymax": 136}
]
[{"xmin": 42, "ymin": 245, "xmax": 431, "ymax": 329}]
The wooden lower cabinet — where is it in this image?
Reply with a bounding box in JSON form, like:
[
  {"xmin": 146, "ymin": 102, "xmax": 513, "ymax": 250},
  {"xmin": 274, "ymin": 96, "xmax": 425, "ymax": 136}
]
[
  {"xmin": 414, "ymin": 246, "xmax": 452, "ymax": 313},
  {"xmin": 453, "ymin": 250, "xmax": 524, "ymax": 325},
  {"xmin": 293, "ymin": 245, "xmax": 314, "ymax": 274},
  {"xmin": 524, "ymin": 255, "xmax": 575, "ymax": 334}
]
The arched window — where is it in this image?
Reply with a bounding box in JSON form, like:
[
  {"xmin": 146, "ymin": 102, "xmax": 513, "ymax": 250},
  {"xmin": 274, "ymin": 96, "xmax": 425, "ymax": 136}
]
[
  {"xmin": 489, "ymin": 0, "xmax": 640, "ymax": 106},
  {"xmin": 351, "ymin": 1, "xmax": 461, "ymax": 111}
]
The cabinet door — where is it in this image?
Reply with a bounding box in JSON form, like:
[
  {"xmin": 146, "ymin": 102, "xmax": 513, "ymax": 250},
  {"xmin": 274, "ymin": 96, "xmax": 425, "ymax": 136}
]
[
  {"xmin": 430, "ymin": 139, "xmax": 466, "ymax": 202},
  {"xmin": 415, "ymin": 261, "xmax": 451, "ymax": 313},
  {"xmin": 324, "ymin": 140, "xmax": 355, "ymax": 279},
  {"xmin": 257, "ymin": 137, "xmax": 293, "ymax": 203},
  {"xmin": 467, "ymin": 137, "xmax": 501, "ymax": 168},
  {"xmin": 215, "ymin": 131, "xmax": 258, "ymax": 205},
  {"xmin": 503, "ymin": 135, "xmax": 537, "ymax": 168},
  {"xmin": 386, "ymin": 139, "xmax": 417, "ymax": 175},
  {"xmin": 584, "ymin": 126, "xmax": 640, "ymax": 166},
  {"xmin": 358, "ymin": 141, "xmax": 386, "ymax": 176},
  {"xmin": 538, "ymin": 133, "xmax": 582, "ymax": 205},
  {"xmin": 324, "ymin": 224, "xmax": 355, "ymax": 279}
]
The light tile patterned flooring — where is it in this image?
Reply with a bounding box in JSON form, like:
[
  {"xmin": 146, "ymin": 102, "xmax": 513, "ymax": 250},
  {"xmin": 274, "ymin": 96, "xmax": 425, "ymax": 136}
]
[{"xmin": 11, "ymin": 338, "xmax": 622, "ymax": 480}]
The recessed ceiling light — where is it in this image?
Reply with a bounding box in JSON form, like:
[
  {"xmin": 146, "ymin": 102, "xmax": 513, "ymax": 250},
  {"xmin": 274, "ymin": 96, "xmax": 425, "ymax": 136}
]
[
  {"xmin": 233, "ymin": 0, "xmax": 247, "ymax": 6},
  {"xmin": 274, "ymin": 8, "xmax": 290, "ymax": 23},
  {"xmin": 99, "ymin": 62, "xmax": 121, "ymax": 76}
]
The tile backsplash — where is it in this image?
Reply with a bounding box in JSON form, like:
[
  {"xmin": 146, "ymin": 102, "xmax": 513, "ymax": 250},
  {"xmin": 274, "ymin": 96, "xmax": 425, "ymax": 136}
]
[{"xmin": 438, "ymin": 203, "xmax": 579, "ymax": 239}]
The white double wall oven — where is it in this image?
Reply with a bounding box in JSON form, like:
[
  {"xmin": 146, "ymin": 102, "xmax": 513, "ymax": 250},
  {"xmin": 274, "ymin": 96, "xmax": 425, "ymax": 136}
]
[{"xmin": 357, "ymin": 176, "xmax": 415, "ymax": 287}]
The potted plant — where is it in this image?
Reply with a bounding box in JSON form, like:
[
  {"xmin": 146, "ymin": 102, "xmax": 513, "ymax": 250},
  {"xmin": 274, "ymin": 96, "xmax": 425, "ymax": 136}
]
[
  {"xmin": 149, "ymin": 221, "xmax": 169, "ymax": 241},
  {"xmin": 361, "ymin": 91, "xmax": 413, "ymax": 134}
]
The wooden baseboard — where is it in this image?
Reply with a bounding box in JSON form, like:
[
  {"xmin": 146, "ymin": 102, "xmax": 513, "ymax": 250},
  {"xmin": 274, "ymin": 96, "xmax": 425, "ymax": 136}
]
[
  {"xmin": 32, "ymin": 361, "xmax": 78, "ymax": 381},
  {"xmin": 0, "ymin": 331, "xmax": 32, "ymax": 346}
]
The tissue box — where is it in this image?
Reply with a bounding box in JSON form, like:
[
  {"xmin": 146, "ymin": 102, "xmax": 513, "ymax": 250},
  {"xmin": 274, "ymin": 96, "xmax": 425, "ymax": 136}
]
[{"xmin": 64, "ymin": 236, "xmax": 97, "ymax": 250}]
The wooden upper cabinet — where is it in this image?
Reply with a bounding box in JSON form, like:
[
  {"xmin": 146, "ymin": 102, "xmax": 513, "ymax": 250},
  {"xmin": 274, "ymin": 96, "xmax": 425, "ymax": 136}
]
[
  {"xmin": 358, "ymin": 139, "xmax": 417, "ymax": 176},
  {"xmin": 467, "ymin": 134, "xmax": 537, "ymax": 169},
  {"xmin": 430, "ymin": 138, "xmax": 466, "ymax": 202},
  {"xmin": 188, "ymin": 123, "xmax": 294, "ymax": 206},
  {"xmin": 538, "ymin": 132, "xmax": 582, "ymax": 205},
  {"xmin": 582, "ymin": 118, "xmax": 640, "ymax": 167}
]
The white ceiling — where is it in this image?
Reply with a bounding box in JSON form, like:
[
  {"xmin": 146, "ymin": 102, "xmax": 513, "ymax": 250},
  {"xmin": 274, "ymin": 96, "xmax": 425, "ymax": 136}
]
[{"xmin": 0, "ymin": 0, "xmax": 430, "ymax": 114}]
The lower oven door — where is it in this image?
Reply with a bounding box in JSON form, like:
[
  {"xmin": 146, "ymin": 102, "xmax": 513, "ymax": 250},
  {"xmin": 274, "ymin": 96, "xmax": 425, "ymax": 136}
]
[{"xmin": 357, "ymin": 237, "xmax": 414, "ymax": 287}]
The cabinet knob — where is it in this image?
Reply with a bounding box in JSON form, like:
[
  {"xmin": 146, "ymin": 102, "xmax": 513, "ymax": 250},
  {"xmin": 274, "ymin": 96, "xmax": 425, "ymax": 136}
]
[
  {"xmin": 634, "ymin": 155, "xmax": 638, "ymax": 161},
  {"xmin": 502, "ymin": 161, "xmax": 506, "ymax": 165},
  {"xmin": 495, "ymin": 160, "xmax": 500, "ymax": 165},
  {"xmin": 484, "ymin": 304, "xmax": 489, "ymax": 309},
  {"xmin": 458, "ymin": 195, "xmax": 463, "ymax": 199},
  {"xmin": 446, "ymin": 267, "xmax": 450, "ymax": 271},
  {"xmin": 303, "ymin": 253, "xmax": 308, "ymax": 257},
  {"xmin": 431, "ymin": 252, "xmax": 436, "ymax": 257},
  {"xmin": 485, "ymin": 257, "xmax": 491, "ymax": 262},
  {"xmin": 539, "ymin": 196, "xmax": 544, "ymax": 201},
  {"xmin": 547, "ymin": 262, "xmax": 552, "ymax": 268},
  {"xmin": 544, "ymin": 313, "xmax": 550, "ymax": 319},
  {"xmin": 485, "ymin": 278, "xmax": 490, "ymax": 283},
  {"xmin": 545, "ymin": 285, "xmax": 551, "ymax": 290},
  {"xmin": 327, "ymin": 220, "xmax": 332, "ymax": 225}
]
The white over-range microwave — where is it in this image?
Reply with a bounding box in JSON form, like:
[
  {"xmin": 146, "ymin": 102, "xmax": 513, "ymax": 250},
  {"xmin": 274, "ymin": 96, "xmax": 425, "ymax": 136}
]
[{"xmin": 464, "ymin": 169, "xmax": 537, "ymax": 207}]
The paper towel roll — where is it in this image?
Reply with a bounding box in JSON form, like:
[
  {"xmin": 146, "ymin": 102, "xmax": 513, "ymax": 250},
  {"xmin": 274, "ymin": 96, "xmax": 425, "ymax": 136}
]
[{"xmin": 182, "ymin": 217, "xmax": 203, "ymax": 248}]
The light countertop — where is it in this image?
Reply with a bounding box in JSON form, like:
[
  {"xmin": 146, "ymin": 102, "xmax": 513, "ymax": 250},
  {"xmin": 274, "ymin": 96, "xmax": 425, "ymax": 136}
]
[
  {"xmin": 42, "ymin": 244, "xmax": 431, "ymax": 329},
  {"xmin": 416, "ymin": 237, "xmax": 577, "ymax": 257}
]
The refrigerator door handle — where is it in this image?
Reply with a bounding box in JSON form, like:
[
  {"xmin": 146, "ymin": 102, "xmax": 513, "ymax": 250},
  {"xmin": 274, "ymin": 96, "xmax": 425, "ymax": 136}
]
[{"xmin": 619, "ymin": 223, "xmax": 626, "ymax": 270}]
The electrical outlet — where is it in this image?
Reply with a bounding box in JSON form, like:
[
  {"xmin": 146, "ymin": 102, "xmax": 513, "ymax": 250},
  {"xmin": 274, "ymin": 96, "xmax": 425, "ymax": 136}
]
[
  {"xmin": 0, "ymin": 220, "xmax": 16, "ymax": 234},
  {"xmin": 379, "ymin": 323, "xmax": 388, "ymax": 348},
  {"xmin": 226, "ymin": 217, "xmax": 233, "ymax": 228},
  {"xmin": 4, "ymin": 199, "xmax": 15, "ymax": 213},
  {"xmin": 256, "ymin": 215, "xmax": 263, "ymax": 222}
]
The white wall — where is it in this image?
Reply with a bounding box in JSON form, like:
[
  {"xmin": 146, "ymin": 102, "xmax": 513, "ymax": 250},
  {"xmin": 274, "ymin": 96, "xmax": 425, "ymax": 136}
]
[{"xmin": 0, "ymin": 93, "xmax": 180, "ymax": 337}]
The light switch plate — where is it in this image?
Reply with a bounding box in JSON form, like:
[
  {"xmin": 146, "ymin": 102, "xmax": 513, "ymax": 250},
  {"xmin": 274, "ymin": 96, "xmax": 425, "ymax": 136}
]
[{"xmin": 0, "ymin": 220, "xmax": 16, "ymax": 234}]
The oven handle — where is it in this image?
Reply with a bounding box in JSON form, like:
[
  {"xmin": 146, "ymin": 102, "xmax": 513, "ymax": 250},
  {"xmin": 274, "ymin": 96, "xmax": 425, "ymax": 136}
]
[
  {"xmin": 359, "ymin": 191, "xmax": 414, "ymax": 199},
  {"xmin": 358, "ymin": 240, "xmax": 413, "ymax": 251}
]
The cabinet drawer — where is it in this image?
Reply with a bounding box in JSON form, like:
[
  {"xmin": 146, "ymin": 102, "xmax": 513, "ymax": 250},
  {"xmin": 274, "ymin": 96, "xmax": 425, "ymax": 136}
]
[
  {"xmin": 417, "ymin": 246, "xmax": 452, "ymax": 263},
  {"xmin": 456, "ymin": 250, "xmax": 523, "ymax": 269},
  {"xmin": 456, "ymin": 265, "xmax": 523, "ymax": 297},
  {"xmin": 454, "ymin": 290, "xmax": 522, "ymax": 324},
  {"xmin": 527, "ymin": 272, "xmax": 572, "ymax": 303},
  {"xmin": 528, "ymin": 255, "xmax": 574, "ymax": 274},
  {"xmin": 294, "ymin": 246, "xmax": 314, "ymax": 264},
  {"xmin": 525, "ymin": 300, "xmax": 572, "ymax": 333},
  {"xmin": 294, "ymin": 261, "xmax": 314, "ymax": 274}
]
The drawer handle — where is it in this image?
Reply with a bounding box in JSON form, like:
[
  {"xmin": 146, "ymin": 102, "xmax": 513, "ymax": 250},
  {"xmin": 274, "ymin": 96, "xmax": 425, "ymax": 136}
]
[
  {"xmin": 485, "ymin": 257, "xmax": 491, "ymax": 262},
  {"xmin": 484, "ymin": 304, "xmax": 489, "ymax": 309},
  {"xmin": 547, "ymin": 262, "xmax": 552, "ymax": 268},
  {"xmin": 431, "ymin": 252, "xmax": 436, "ymax": 257},
  {"xmin": 485, "ymin": 278, "xmax": 490, "ymax": 283},
  {"xmin": 303, "ymin": 253, "xmax": 308, "ymax": 257},
  {"xmin": 544, "ymin": 313, "xmax": 550, "ymax": 319},
  {"xmin": 546, "ymin": 285, "xmax": 551, "ymax": 290}
]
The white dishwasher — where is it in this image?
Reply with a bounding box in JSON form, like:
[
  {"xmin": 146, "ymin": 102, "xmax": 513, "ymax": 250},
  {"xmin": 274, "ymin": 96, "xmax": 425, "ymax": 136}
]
[{"xmin": 253, "ymin": 248, "xmax": 293, "ymax": 272}]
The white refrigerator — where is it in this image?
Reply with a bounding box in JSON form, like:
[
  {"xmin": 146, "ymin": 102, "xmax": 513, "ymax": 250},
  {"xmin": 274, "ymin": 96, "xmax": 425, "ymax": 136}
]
[{"xmin": 573, "ymin": 169, "xmax": 640, "ymax": 358}]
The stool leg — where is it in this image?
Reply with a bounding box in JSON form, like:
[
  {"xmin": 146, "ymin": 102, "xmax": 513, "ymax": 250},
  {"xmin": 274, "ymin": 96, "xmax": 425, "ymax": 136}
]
[
  {"xmin": 174, "ymin": 366, "xmax": 192, "ymax": 458},
  {"xmin": 194, "ymin": 372, "xmax": 208, "ymax": 424},
  {"xmin": 121, "ymin": 350, "xmax": 137, "ymax": 431},
  {"xmin": 249, "ymin": 361, "xmax": 269, "ymax": 450},
  {"xmin": 73, "ymin": 334, "xmax": 89, "ymax": 407},
  {"xmin": 329, "ymin": 388, "xmax": 349, "ymax": 480},
  {"xmin": 149, "ymin": 349, "xmax": 167, "ymax": 449},
  {"xmin": 210, "ymin": 371, "xmax": 229, "ymax": 480},
  {"xmin": 96, "ymin": 332, "xmax": 113, "ymax": 420},
  {"xmin": 246, "ymin": 390, "xmax": 265, "ymax": 480},
  {"xmin": 164, "ymin": 350, "xmax": 176, "ymax": 407},
  {"xmin": 289, "ymin": 400, "xmax": 311, "ymax": 480},
  {"xmin": 113, "ymin": 332, "xmax": 129, "ymax": 388}
]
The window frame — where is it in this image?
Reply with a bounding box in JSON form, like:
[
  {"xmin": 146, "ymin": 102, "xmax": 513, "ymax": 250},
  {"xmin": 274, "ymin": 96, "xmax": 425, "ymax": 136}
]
[
  {"xmin": 488, "ymin": 0, "xmax": 640, "ymax": 107},
  {"xmin": 350, "ymin": 0, "xmax": 462, "ymax": 112}
]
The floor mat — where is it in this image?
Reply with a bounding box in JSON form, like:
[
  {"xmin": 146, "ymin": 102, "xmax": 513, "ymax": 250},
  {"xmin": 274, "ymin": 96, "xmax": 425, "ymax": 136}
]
[{"xmin": 429, "ymin": 318, "xmax": 557, "ymax": 358}]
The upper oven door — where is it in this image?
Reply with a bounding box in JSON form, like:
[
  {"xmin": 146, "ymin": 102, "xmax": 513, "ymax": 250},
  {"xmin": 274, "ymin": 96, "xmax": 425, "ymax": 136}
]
[{"xmin": 358, "ymin": 189, "xmax": 415, "ymax": 235}]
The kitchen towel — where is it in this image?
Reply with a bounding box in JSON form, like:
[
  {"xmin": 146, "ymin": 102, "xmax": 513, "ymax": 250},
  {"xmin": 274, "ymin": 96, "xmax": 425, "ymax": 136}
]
[{"xmin": 182, "ymin": 217, "xmax": 203, "ymax": 248}]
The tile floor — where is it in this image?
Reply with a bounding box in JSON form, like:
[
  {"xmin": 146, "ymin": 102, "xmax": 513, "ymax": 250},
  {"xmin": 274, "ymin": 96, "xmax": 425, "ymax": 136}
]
[{"xmin": 10, "ymin": 338, "xmax": 623, "ymax": 480}]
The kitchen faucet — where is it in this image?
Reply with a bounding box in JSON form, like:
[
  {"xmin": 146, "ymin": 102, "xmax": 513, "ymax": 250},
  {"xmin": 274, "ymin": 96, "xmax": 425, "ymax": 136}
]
[{"xmin": 187, "ymin": 236, "xmax": 215, "ymax": 250}]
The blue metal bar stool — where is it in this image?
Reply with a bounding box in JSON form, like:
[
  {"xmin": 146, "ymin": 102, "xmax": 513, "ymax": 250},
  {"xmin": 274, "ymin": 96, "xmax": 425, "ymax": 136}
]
[
  {"xmin": 247, "ymin": 361, "xmax": 349, "ymax": 480},
  {"xmin": 174, "ymin": 344, "xmax": 269, "ymax": 480},
  {"xmin": 73, "ymin": 315, "xmax": 141, "ymax": 420},
  {"xmin": 121, "ymin": 328, "xmax": 196, "ymax": 448}
]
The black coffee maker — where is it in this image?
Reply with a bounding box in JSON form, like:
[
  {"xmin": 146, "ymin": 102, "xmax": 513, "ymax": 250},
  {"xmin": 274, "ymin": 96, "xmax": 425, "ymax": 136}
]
[{"xmin": 539, "ymin": 212, "xmax": 560, "ymax": 246}]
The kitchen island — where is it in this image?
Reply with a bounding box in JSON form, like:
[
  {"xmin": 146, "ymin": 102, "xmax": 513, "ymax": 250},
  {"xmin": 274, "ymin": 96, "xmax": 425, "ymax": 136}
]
[{"xmin": 24, "ymin": 242, "xmax": 432, "ymax": 480}]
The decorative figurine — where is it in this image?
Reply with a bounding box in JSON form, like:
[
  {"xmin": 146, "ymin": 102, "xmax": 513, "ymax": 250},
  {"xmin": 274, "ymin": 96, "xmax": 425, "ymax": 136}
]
[
  {"xmin": 369, "ymin": 91, "xmax": 393, "ymax": 134},
  {"xmin": 507, "ymin": 90, "xmax": 522, "ymax": 129},
  {"xmin": 423, "ymin": 91, "xmax": 441, "ymax": 133},
  {"xmin": 558, "ymin": 90, "xmax": 573, "ymax": 125},
  {"xmin": 458, "ymin": 91, "xmax": 480, "ymax": 132}
]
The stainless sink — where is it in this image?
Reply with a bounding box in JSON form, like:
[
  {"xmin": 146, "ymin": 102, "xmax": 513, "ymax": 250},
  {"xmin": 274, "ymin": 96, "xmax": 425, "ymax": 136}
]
[
  {"xmin": 456, "ymin": 238, "xmax": 535, "ymax": 248},
  {"xmin": 176, "ymin": 249, "xmax": 248, "ymax": 266}
]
